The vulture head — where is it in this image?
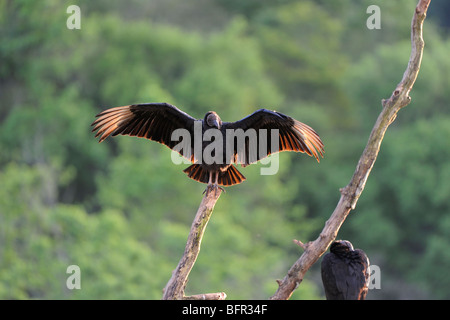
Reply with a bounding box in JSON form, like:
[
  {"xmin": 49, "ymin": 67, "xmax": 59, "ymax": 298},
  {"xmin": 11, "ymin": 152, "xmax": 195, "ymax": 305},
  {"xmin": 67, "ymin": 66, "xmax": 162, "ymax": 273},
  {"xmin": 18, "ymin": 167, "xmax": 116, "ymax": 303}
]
[
  {"xmin": 205, "ymin": 111, "xmax": 222, "ymax": 129},
  {"xmin": 330, "ymin": 240, "xmax": 354, "ymax": 256}
]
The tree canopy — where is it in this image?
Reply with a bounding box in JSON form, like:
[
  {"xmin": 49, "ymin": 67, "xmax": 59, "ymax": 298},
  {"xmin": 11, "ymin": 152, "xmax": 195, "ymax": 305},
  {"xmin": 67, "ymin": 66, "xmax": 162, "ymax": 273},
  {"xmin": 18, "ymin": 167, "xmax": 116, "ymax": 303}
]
[{"xmin": 1, "ymin": 0, "xmax": 449, "ymax": 299}]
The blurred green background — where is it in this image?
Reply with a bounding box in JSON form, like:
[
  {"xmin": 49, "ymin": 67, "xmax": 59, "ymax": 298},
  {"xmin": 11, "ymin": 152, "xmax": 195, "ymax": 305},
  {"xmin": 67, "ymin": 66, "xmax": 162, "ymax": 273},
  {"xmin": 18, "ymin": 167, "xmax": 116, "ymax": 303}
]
[{"xmin": 1, "ymin": 0, "xmax": 449, "ymax": 299}]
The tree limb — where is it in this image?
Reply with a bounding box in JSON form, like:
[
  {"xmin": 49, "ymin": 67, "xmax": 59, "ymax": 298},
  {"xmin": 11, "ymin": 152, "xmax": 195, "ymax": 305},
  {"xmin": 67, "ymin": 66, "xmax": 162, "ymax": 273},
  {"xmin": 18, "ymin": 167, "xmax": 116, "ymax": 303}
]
[
  {"xmin": 162, "ymin": 188, "xmax": 225, "ymax": 300},
  {"xmin": 270, "ymin": 0, "xmax": 431, "ymax": 300},
  {"xmin": 183, "ymin": 292, "xmax": 227, "ymax": 300}
]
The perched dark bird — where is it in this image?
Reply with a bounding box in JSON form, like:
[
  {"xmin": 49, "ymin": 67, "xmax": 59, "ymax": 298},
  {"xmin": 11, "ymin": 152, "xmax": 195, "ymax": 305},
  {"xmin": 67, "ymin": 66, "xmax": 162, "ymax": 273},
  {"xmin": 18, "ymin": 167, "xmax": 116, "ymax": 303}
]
[
  {"xmin": 91, "ymin": 102, "xmax": 324, "ymax": 192},
  {"xmin": 321, "ymin": 240, "xmax": 370, "ymax": 300}
]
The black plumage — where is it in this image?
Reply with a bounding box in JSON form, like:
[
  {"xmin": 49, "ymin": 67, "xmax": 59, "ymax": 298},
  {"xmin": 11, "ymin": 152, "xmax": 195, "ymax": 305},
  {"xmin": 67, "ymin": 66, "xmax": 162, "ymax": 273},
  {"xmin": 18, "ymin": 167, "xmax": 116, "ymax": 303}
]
[
  {"xmin": 91, "ymin": 102, "xmax": 324, "ymax": 191},
  {"xmin": 321, "ymin": 240, "xmax": 370, "ymax": 300}
]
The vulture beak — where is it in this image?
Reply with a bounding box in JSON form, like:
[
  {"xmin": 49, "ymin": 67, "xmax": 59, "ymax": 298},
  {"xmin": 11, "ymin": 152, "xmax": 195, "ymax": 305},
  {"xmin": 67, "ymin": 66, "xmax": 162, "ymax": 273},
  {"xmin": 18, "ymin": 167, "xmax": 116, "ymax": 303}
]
[{"xmin": 213, "ymin": 119, "xmax": 221, "ymax": 129}]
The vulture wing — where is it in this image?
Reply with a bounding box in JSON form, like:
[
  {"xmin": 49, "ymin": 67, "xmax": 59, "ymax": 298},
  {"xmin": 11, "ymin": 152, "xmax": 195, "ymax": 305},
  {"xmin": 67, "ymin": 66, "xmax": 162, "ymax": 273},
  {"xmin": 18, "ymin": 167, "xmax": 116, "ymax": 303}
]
[
  {"xmin": 321, "ymin": 253, "xmax": 344, "ymax": 300},
  {"xmin": 348, "ymin": 249, "xmax": 370, "ymax": 300},
  {"xmin": 91, "ymin": 103, "xmax": 197, "ymax": 161},
  {"xmin": 223, "ymin": 109, "xmax": 324, "ymax": 166}
]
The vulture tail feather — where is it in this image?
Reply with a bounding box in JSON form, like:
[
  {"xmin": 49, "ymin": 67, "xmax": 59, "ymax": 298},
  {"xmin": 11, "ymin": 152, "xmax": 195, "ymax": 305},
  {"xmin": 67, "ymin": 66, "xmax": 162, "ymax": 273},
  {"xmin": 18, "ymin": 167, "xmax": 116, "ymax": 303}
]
[{"xmin": 183, "ymin": 165, "xmax": 246, "ymax": 186}]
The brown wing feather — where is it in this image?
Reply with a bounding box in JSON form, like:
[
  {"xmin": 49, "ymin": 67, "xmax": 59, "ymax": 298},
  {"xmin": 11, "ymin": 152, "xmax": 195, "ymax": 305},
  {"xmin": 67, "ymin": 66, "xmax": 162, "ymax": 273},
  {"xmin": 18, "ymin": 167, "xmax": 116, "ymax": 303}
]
[
  {"xmin": 223, "ymin": 109, "xmax": 324, "ymax": 165},
  {"xmin": 91, "ymin": 103, "xmax": 197, "ymax": 161}
]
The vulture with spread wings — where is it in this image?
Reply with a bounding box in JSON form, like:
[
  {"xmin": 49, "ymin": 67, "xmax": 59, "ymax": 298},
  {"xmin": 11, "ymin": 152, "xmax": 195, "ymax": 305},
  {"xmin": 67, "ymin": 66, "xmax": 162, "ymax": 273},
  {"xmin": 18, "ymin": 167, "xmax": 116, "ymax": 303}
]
[{"xmin": 91, "ymin": 103, "xmax": 324, "ymax": 191}]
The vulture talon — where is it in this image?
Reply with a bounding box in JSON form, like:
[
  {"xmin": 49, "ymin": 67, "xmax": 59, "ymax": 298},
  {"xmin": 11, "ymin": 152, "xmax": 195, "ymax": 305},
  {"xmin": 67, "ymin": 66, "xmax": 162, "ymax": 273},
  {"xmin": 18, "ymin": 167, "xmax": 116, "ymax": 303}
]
[{"xmin": 203, "ymin": 184, "xmax": 225, "ymax": 195}]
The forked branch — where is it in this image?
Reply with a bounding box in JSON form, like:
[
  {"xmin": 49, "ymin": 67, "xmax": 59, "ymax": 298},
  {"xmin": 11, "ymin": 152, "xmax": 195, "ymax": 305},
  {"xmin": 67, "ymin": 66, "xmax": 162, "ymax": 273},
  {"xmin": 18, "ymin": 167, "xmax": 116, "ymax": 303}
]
[
  {"xmin": 270, "ymin": 0, "xmax": 431, "ymax": 300},
  {"xmin": 162, "ymin": 188, "xmax": 225, "ymax": 300}
]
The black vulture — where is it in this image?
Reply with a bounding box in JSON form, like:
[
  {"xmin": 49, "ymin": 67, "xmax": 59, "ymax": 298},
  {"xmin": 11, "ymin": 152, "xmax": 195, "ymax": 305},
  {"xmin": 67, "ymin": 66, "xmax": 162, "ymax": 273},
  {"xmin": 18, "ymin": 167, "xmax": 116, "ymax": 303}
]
[
  {"xmin": 91, "ymin": 103, "xmax": 324, "ymax": 191},
  {"xmin": 321, "ymin": 240, "xmax": 370, "ymax": 300}
]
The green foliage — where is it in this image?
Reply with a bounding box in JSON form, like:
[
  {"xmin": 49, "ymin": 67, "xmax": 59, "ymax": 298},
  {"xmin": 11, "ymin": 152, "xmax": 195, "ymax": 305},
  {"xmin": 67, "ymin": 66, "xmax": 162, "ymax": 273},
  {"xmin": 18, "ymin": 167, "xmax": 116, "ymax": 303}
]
[
  {"xmin": 0, "ymin": 164, "xmax": 163, "ymax": 299},
  {"xmin": 255, "ymin": 2, "xmax": 347, "ymax": 107},
  {"xmin": 1, "ymin": 0, "xmax": 449, "ymax": 299}
]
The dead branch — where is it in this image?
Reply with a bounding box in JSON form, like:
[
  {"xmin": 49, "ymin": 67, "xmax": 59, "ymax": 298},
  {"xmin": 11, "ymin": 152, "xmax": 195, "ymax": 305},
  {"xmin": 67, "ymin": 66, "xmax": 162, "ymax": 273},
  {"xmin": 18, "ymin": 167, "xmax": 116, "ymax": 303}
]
[
  {"xmin": 162, "ymin": 188, "xmax": 224, "ymax": 300},
  {"xmin": 183, "ymin": 292, "xmax": 227, "ymax": 300},
  {"xmin": 270, "ymin": 0, "xmax": 431, "ymax": 300}
]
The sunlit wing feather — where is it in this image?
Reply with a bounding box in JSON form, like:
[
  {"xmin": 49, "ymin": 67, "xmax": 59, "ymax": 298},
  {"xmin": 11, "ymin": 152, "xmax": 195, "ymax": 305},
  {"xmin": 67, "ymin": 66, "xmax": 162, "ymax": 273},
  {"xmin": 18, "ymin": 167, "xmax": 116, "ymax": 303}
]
[
  {"xmin": 91, "ymin": 102, "xmax": 197, "ymax": 161},
  {"xmin": 223, "ymin": 109, "xmax": 324, "ymax": 166}
]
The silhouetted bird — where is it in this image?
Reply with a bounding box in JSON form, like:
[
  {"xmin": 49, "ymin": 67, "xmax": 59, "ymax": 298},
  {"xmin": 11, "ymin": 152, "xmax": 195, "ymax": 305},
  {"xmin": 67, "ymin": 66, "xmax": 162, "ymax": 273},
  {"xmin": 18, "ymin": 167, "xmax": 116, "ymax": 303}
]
[
  {"xmin": 321, "ymin": 240, "xmax": 370, "ymax": 300},
  {"xmin": 91, "ymin": 103, "xmax": 324, "ymax": 192}
]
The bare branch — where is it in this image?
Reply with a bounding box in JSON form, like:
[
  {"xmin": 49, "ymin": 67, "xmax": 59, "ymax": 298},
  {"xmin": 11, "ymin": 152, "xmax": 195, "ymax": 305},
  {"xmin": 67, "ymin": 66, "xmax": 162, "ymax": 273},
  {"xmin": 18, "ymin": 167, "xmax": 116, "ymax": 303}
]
[
  {"xmin": 270, "ymin": 0, "xmax": 431, "ymax": 300},
  {"xmin": 184, "ymin": 292, "xmax": 227, "ymax": 300},
  {"xmin": 293, "ymin": 239, "xmax": 309, "ymax": 250},
  {"xmin": 162, "ymin": 188, "xmax": 223, "ymax": 300}
]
